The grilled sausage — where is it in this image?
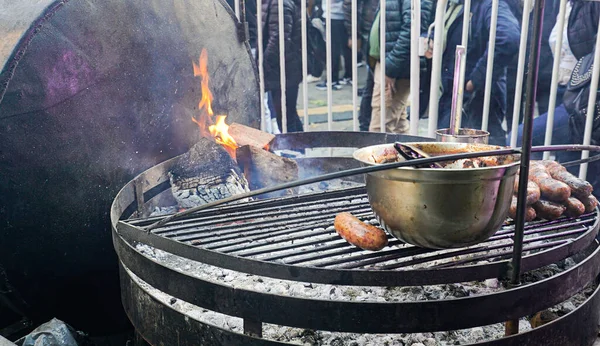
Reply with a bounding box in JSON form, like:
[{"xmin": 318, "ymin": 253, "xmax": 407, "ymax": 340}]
[
  {"xmin": 529, "ymin": 163, "xmax": 571, "ymax": 202},
  {"xmin": 514, "ymin": 180, "xmax": 541, "ymax": 205},
  {"xmin": 563, "ymin": 197, "xmax": 586, "ymax": 218},
  {"xmin": 508, "ymin": 196, "xmax": 537, "ymax": 221},
  {"xmin": 334, "ymin": 212, "xmax": 388, "ymax": 251},
  {"xmin": 532, "ymin": 200, "xmax": 567, "ymax": 220},
  {"xmin": 548, "ymin": 169, "xmax": 593, "ymax": 200},
  {"xmin": 579, "ymin": 194, "xmax": 599, "ymax": 213}
]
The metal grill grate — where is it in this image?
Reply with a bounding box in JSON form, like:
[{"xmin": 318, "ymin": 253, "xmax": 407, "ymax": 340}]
[{"xmin": 127, "ymin": 186, "xmax": 598, "ymax": 272}]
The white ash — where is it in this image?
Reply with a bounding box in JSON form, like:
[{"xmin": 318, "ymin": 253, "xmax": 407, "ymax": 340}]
[
  {"xmin": 128, "ymin": 243, "xmax": 600, "ymax": 345},
  {"xmin": 149, "ymin": 179, "xmax": 364, "ymax": 217}
]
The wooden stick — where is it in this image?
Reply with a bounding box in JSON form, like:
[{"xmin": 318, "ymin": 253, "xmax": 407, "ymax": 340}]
[{"xmin": 229, "ymin": 123, "xmax": 275, "ymax": 150}]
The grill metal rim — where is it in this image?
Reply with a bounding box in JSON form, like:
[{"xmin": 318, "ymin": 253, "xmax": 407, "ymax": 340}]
[{"xmin": 116, "ymin": 183, "xmax": 600, "ymax": 286}]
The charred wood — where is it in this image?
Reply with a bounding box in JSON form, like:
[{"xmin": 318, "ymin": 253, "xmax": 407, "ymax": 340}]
[
  {"xmin": 169, "ymin": 138, "xmax": 250, "ymax": 208},
  {"xmin": 236, "ymin": 144, "xmax": 298, "ymax": 198}
]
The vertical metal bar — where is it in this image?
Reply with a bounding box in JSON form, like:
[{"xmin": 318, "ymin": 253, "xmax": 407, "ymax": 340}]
[
  {"xmin": 278, "ymin": 0, "xmax": 288, "ymax": 133},
  {"xmin": 543, "ymin": 0, "xmax": 568, "ymax": 159},
  {"xmin": 427, "ymin": 0, "xmax": 448, "ymax": 137},
  {"xmin": 235, "ymin": 0, "xmax": 240, "ymax": 19},
  {"xmin": 578, "ymin": 16, "xmax": 600, "ymax": 179},
  {"xmin": 257, "ymin": 0, "xmax": 266, "ymax": 132},
  {"xmin": 379, "ymin": 0, "xmax": 387, "ymax": 133},
  {"xmin": 409, "ymin": 0, "xmax": 421, "ymax": 135},
  {"xmin": 243, "ymin": 318, "xmax": 263, "ymax": 338},
  {"xmin": 326, "ymin": 0, "xmax": 334, "ymax": 131},
  {"xmin": 507, "ymin": 0, "xmax": 545, "ymax": 335},
  {"xmin": 352, "ymin": 0, "xmax": 359, "ymax": 131},
  {"xmin": 134, "ymin": 179, "xmax": 145, "ymax": 216},
  {"xmin": 480, "ymin": 0, "xmax": 499, "ymax": 132},
  {"xmin": 301, "ymin": 0, "xmax": 309, "ymax": 131},
  {"xmin": 509, "ymin": 0, "xmax": 533, "ymax": 147},
  {"xmin": 450, "ymin": 46, "xmax": 466, "ymax": 133},
  {"xmin": 454, "ymin": 0, "xmax": 471, "ymax": 128}
]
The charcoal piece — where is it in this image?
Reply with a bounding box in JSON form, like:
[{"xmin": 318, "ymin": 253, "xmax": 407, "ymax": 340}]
[{"xmin": 169, "ymin": 138, "xmax": 250, "ymax": 208}]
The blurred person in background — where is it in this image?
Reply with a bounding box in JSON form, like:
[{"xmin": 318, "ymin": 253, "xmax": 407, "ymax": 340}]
[
  {"xmin": 426, "ymin": 0, "xmax": 520, "ymax": 145},
  {"xmin": 262, "ymin": 0, "xmax": 305, "ymax": 132},
  {"xmin": 509, "ymin": 0, "xmax": 577, "ymax": 156},
  {"xmin": 504, "ymin": 0, "xmax": 562, "ymax": 128},
  {"xmin": 367, "ymin": 0, "xmax": 433, "ymax": 133},
  {"xmin": 344, "ymin": 0, "xmax": 379, "ymax": 131},
  {"xmin": 316, "ymin": 0, "xmax": 353, "ymax": 90}
]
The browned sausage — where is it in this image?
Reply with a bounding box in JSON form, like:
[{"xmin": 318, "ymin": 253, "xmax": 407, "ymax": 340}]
[
  {"xmin": 579, "ymin": 194, "xmax": 599, "ymax": 213},
  {"xmin": 532, "ymin": 200, "xmax": 567, "ymax": 220},
  {"xmin": 334, "ymin": 212, "xmax": 388, "ymax": 251},
  {"xmin": 513, "ymin": 180, "xmax": 541, "ymax": 205},
  {"xmin": 529, "ymin": 163, "xmax": 571, "ymax": 202},
  {"xmin": 508, "ymin": 196, "xmax": 537, "ymax": 221},
  {"xmin": 508, "ymin": 196, "xmax": 517, "ymax": 219},
  {"xmin": 563, "ymin": 197, "xmax": 586, "ymax": 218},
  {"xmin": 548, "ymin": 169, "xmax": 593, "ymax": 200},
  {"xmin": 539, "ymin": 160, "xmax": 566, "ymax": 172}
]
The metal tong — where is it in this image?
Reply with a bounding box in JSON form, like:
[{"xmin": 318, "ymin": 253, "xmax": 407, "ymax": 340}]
[
  {"xmin": 450, "ymin": 45, "xmax": 467, "ymax": 135},
  {"xmin": 393, "ymin": 143, "xmax": 443, "ymax": 168}
]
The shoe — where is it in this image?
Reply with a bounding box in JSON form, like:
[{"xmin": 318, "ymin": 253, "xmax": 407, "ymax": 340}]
[
  {"xmin": 315, "ymin": 82, "xmax": 343, "ymax": 91},
  {"xmin": 357, "ymin": 87, "xmax": 365, "ymax": 97},
  {"xmin": 357, "ymin": 61, "xmax": 365, "ymax": 67},
  {"xmin": 339, "ymin": 77, "xmax": 352, "ymax": 85},
  {"xmin": 306, "ymin": 75, "xmax": 321, "ymax": 83}
]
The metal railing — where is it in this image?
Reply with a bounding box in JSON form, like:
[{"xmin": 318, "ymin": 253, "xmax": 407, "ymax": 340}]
[{"xmin": 233, "ymin": 0, "xmax": 600, "ymax": 179}]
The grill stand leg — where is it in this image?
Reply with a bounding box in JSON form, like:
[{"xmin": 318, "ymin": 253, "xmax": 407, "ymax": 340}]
[
  {"xmin": 506, "ymin": 0, "xmax": 546, "ymax": 336},
  {"xmin": 244, "ymin": 318, "xmax": 263, "ymax": 338}
]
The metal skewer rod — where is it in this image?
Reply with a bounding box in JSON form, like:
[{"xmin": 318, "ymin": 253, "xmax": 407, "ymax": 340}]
[
  {"xmin": 455, "ymin": 0, "xmax": 471, "ymax": 129},
  {"xmin": 506, "ymin": 0, "xmax": 546, "ymax": 335},
  {"xmin": 449, "ymin": 45, "xmax": 466, "ymax": 135}
]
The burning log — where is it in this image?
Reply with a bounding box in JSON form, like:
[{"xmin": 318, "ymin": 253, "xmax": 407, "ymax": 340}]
[
  {"xmin": 236, "ymin": 144, "xmax": 298, "ymax": 198},
  {"xmin": 169, "ymin": 138, "xmax": 250, "ymax": 208},
  {"xmin": 229, "ymin": 123, "xmax": 275, "ymax": 150}
]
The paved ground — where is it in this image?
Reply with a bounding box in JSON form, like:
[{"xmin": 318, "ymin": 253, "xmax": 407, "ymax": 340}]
[{"xmin": 296, "ymin": 64, "xmax": 431, "ymax": 135}]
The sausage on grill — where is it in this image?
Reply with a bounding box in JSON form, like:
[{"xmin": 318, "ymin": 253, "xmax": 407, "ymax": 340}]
[
  {"xmin": 542, "ymin": 162, "xmax": 593, "ymax": 199},
  {"xmin": 579, "ymin": 194, "xmax": 599, "ymax": 213},
  {"xmin": 334, "ymin": 212, "xmax": 388, "ymax": 251},
  {"xmin": 563, "ymin": 197, "xmax": 586, "ymax": 218},
  {"xmin": 514, "ymin": 180, "xmax": 541, "ymax": 205},
  {"xmin": 528, "ymin": 163, "xmax": 571, "ymax": 202},
  {"xmin": 508, "ymin": 196, "xmax": 537, "ymax": 221},
  {"xmin": 532, "ymin": 200, "xmax": 567, "ymax": 220}
]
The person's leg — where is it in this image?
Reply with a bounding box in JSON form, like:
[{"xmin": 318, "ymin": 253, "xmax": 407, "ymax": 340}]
[
  {"xmin": 369, "ymin": 63, "xmax": 383, "ymax": 132},
  {"xmin": 536, "ymin": 87, "xmax": 551, "ymax": 116},
  {"xmin": 263, "ymin": 91, "xmax": 272, "ymax": 133},
  {"xmin": 285, "ymin": 84, "xmax": 304, "ymax": 132},
  {"xmin": 330, "ymin": 20, "xmax": 342, "ymax": 84},
  {"xmin": 437, "ymin": 96, "xmax": 452, "ymax": 130},
  {"xmin": 505, "ymin": 85, "xmax": 517, "ymax": 131},
  {"xmin": 387, "ymin": 78, "xmax": 411, "ymax": 133},
  {"xmin": 340, "ymin": 21, "xmax": 352, "ymax": 80},
  {"xmin": 359, "ymin": 67, "xmax": 375, "ymax": 131},
  {"xmin": 271, "ymin": 88, "xmax": 283, "ymax": 131}
]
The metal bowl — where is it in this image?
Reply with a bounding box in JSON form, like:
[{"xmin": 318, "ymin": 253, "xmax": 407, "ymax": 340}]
[{"xmin": 353, "ymin": 142, "xmax": 520, "ymax": 249}]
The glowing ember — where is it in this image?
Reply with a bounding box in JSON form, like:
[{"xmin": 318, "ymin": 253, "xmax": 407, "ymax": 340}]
[{"xmin": 192, "ymin": 49, "xmax": 237, "ymax": 156}]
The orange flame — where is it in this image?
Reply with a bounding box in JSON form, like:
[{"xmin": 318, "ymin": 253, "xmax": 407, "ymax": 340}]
[{"xmin": 192, "ymin": 49, "xmax": 237, "ymax": 156}]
